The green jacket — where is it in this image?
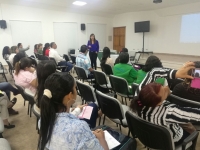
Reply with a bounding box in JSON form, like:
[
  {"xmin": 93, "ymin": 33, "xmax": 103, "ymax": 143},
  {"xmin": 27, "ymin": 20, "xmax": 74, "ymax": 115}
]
[
  {"xmin": 135, "ymin": 70, "xmax": 147, "ymax": 84},
  {"xmin": 113, "ymin": 63, "xmax": 138, "ymax": 85}
]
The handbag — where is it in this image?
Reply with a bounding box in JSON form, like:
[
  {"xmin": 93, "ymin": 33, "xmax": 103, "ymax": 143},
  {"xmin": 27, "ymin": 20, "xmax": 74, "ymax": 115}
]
[{"xmin": 92, "ymin": 125, "xmax": 137, "ymax": 150}]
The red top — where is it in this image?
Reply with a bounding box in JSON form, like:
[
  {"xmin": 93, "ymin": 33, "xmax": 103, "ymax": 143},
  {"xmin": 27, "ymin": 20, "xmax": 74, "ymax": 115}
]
[{"xmin": 45, "ymin": 49, "xmax": 50, "ymax": 56}]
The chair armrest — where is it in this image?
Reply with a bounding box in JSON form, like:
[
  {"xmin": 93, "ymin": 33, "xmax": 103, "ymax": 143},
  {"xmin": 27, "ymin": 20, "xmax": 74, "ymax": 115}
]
[{"xmin": 182, "ymin": 131, "xmax": 199, "ymax": 150}]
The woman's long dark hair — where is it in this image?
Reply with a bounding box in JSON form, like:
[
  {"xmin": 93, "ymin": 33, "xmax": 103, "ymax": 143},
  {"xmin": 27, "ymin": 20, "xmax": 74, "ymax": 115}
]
[
  {"xmin": 89, "ymin": 33, "xmax": 96, "ymax": 43},
  {"xmin": 13, "ymin": 52, "xmax": 26, "ymax": 67},
  {"xmin": 142, "ymin": 55, "xmax": 162, "ymax": 72},
  {"xmin": 38, "ymin": 73, "xmax": 75, "ymax": 150},
  {"xmin": 101, "ymin": 47, "xmax": 111, "ymax": 66},
  {"xmin": 15, "ymin": 57, "xmax": 32, "ymax": 75},
  {"xmin": 36, "ymin": 61, "xmax": 56, "ymax": 108},
  {"xmin": 43, "ymin": 43, "xmax": 50, "ymax": 56},
  {"xmin": 130, "ymin": 83, "xmax": 162, "ymax": 116},
  {"xmin": 2, "ymin": 46, "xmax": 10, "ymax": 58}
]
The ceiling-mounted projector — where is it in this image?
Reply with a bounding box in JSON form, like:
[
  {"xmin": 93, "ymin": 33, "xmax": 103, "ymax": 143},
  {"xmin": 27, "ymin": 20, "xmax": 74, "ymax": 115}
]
[{"xmin": 153, "ymin": 0, "xmax": 162, "ymax": 3}]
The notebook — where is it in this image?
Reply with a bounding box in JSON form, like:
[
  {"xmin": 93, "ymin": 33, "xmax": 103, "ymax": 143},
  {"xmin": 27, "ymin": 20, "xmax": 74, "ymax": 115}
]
[
  {"xmin": 103, "ymin": 130, "xmax": 120, "ymax": 149},
  {"xmin": 78, "ymin": 106, "xmax": 93, "ymax": 120}
]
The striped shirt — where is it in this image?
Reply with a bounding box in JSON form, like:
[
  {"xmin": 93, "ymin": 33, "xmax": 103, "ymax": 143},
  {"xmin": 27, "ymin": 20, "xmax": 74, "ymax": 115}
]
[
  {"xmin": 137, "ymin": 67, "xmax": 200, "ymax": 142},
  {"xmin": 141, "ymin": 101, "xmax": 200, "ymax": 142}
]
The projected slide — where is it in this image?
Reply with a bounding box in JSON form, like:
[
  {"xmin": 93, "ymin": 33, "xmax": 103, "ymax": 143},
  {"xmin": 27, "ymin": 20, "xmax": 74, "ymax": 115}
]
[{"xmin": 180, "ymin": 13, "xmax": 200, "ymax": 43}]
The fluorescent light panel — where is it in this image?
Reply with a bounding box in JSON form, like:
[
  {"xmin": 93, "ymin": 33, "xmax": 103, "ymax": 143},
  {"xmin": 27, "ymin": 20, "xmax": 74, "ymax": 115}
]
[{"xmin": 73, "ymin": 1, "xmax": 87, "ymax": 6}]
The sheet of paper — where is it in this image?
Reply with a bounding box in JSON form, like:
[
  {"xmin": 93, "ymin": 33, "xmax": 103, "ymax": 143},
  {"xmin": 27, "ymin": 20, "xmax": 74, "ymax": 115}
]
[
  {"xmin": 104, "ymin": 130, "xmax": 120, "ymax": 149},
  {"xmin": 78, "ymin": 106, "xmax": 93, "ymax": 120}
]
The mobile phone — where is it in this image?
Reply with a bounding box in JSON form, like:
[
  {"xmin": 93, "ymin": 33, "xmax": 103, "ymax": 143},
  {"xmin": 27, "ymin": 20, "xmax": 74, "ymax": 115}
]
[{"xmin": 191, "ymin": 68, "xmax": 200, "ymax": 89}]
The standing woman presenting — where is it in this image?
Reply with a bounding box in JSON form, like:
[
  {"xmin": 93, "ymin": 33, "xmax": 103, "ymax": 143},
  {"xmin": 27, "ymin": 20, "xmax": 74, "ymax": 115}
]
[{"xmin": 87, "ymin": 34, "xmax": 99, "ymax": 70}]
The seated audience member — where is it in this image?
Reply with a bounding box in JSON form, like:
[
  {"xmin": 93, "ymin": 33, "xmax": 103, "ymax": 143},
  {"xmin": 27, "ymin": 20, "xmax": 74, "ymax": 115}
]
[
  {"xmin": 0, "ymin": 82, "xmax": 19, "ymax": 115},
  {"xmin": 114, "ymin": 48, "xmax": 128, "ymax": 65},
  {"xmin": 34, "ymin": 44, "xmax": 38, "ymax": 54},
  {"xmin": 130, "ymin": 62, "xmax": 200, "ymax": 146},
  {"xmin": 101, "ymin": 47, "xmax": 114, "ymax": 68},
  {"xmin": 76, "ymin": 45, "xmax": 94, "ymax": 78},
  {"xmin": 49, "ymin": 42, "xmax": 73, "ymax": 72},
  {"xmin": 37, "ymin": 43, "xmax": 43, "ymax": 55},
  {"xmin": 14, "ymin": 57, "xmax": 37, "ymax": 94},
  {"xmin": 9, "ymin": 46, "xmax": 19, "ymax": 65},
  {"xmin": 39, "ymin": 73, "xmax": 108, "ymax": 150},
  {"xmin": 2, "ymin": 46, "xmax": 10, "ymax": 60},
  {"xmin": 172, "ymin": 61, "xmax": 200, "ymax": 102},
  {"xmin": 135, "ymin": 55, "xmax": 162, "ymax": 84},
  {"xmin": 17, "ymin": 43, "xmax": 30, "ymax": 56},
  {"xmin": 13, "ymin": 52, "xmax": 26, "ymax": 67},
  {"xmin": 43, "ymin": 43, "xmax": 50, "ymax": 56},
  {"xmin": 113, "ymin": 52, "xmax": 138, "ymax": 85},
  {"xmin": 0, "ymin": 91, "xmax": 15, "ymax": 129}
]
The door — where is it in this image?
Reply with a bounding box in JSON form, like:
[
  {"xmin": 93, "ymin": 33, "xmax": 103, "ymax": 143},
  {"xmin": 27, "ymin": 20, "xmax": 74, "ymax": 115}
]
[{"xmin": 113, "ymin": 27, "xmax": 126, "ymax": 53}]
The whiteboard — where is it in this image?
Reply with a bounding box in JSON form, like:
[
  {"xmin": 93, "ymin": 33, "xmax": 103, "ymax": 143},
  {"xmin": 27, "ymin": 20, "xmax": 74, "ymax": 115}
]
[
  {"xmin": 53, "ymin": 22, "xmax": 78, "ymax": 55},
  {"xmin": 87, "ymin": 23, "xmax": 106, "ymax": 50},
  {"xmin": 10, "ymin": 20, "xmax": 42, "ymax": 56}
]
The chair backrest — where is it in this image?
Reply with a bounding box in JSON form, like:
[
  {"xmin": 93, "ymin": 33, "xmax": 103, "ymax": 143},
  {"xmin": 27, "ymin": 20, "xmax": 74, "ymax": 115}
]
[
  {"xmin": 74, "ymin": 66, "xmax": 88, "ymax": 80},
  {"xmin": 49, "ymin": 57, "xmax": 57, "ymax": 66},
  {"xmin": 5, "ymin": 60, "xmax": 13, "ymax": 70},
  {"xmin": 167, "ymin": 94, "xmax": 200, "ymax": 108},
  {"xmin": 132, "ymin": 83, "xmax": 139, "ymax": 96},
  {"xmin": 134, "ymin": 53, "xmax": 141, "ymax": 63},
  {"xmin": 101, "ymin": 64, "xmax": 113, "ymax": 75},
  {"xmin": 14, "ymin": 84, "xmax": 27, "ymax": 101},
  {"xmin": 76, "ymin": 80, "xmax": 96, "ymax": 103},
  {"xmin": 109, "ymin": 75, "xmax": 130, "ymax": 95},
  {"xmin": 95, "ymin": 90, "xmax": 124, "ymax": 120},
  {"xmin": 69, "ymin": 49, "xmax": 75, "ymax": 54},
  {"xmin": 70, "ymin": 56, "xmax": 76, "ymax": 64},
  {"xmin": 125, "ymin": 111, "xmax": 174, "ymax": 150},
  {"xmin": 24, "ymin": 91, "xmax": 35, "ymax": 105},
  {"xmin": 63, "ymin": 54, "xmax": 70, "ymax": 62},
  {"xmin": 93, "ymin": 70, "xmax": 108, "ymax": 86}
]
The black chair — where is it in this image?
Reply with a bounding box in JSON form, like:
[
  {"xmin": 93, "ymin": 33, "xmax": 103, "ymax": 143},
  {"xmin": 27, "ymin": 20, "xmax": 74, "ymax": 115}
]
[
  {"xmin": 101, "ymin": 64, "xmax": 113, "ymax": 75},
  {"xmin": 93, "ymin": 70, "xmax": 111, "ymax": 90},
  {"xmin": 109, "ymin": 75, "xmax": 133, "ymax": 105},
  {"xmin": 132, "ymin": 83, "xmax": 139, "ymax": 96},
  {"xmin": 95, "ymin": 90, "xmax": 129, "ymax": 132},
  {"xmin": 125, "ymin": 111, "xmax": 199, "ymax": 150},
  {"xmin": 5, "ymin": 60, "xmax": 14, "ymax": 77},
  {"xmin": 0, "ymin": 62, "xmax": 8, "ymax": 82},
  {"xmin": 49, "ymin": 57, "xmax": 67, "ymax": 72},
  {"xmin": 63, "ymin": 54, "xmax": 70, "ymax": 62},
  {"xmin": 167, "ymin": 94, "xmax": 200, "ymax": 130},
  {"xmin": 76, "ymin": 80, "xmax": 97, "ymax": 104},
  {"xmin": 24, "ymin": 89, "xmax": 35, "ymax": 117},
  {"xmin": 37, "ymin": 55, "xmax": 49, "ymax": 61},
  {"xmin": 32, "ymin": 104, "xmax": 40, "ymax": 133},
  {"xmin": 14, "ymin": 84, "xmax": 28, "ymax": 106},
  {"xmin": 74, "ymin": 66, "xmax": 94, "ymax": 84}
]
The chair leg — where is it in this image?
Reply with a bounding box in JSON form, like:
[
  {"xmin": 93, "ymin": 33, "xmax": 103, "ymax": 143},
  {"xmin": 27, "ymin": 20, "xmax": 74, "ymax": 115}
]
[
  {"xmin": 3, "ymin": 74, "xmax": 8, "ymax": 82},
  {"xmin": 121, "ymin": 96, "xmax": 124, "ymax": 104},
  {"xmin": 24, "ymin": 100, "xmax": 25, "ymax": 106},
  {"xmin": 27, "ymin": 102, "xmax": 30, "ymax": 115},
  {"xmin": 36, "ymin": 118, "xmax": 38, "ymax": 130},
  {"xmin": 103, "ymin": 115, "xmax": 106, "ymax": 125},
  {"xmin": 116, "ymin": 123, "xmax": 118, "ymax": 127},
  {"xmin": 119, "ymin": 125, "xmax": 121, "ymax": 131},
  {"xmin": 125, "ymin": 97, "xmax": 127, "ymax": 105},
  {"xmin": 98, "ymin": 117, "xmax": 101, "ymax": 125}
]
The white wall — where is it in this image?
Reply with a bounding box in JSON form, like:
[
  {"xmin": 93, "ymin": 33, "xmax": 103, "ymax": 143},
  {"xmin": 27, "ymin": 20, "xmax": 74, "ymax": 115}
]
[
  {"xmin": 0, "ymin": 4, "xmax": 113, "ymax": 64},
  {"xmin": 113, "ymin": 2, "xmax": 200, "ymax": 57}
]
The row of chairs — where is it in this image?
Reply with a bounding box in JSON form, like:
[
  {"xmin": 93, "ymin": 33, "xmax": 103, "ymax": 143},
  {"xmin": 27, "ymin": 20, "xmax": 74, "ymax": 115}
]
[{"xmin": 76, "ymin": 78, "xmax": 199, "ymax": 150}]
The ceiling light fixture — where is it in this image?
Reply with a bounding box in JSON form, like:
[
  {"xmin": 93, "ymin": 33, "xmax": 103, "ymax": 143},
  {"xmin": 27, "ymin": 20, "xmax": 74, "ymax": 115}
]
[
  {"xmin": 73, "ymin": 1, "xmax": 87, "ymax": 6},
  {"xmin": 153, "ymin": 0, "xmax": 162, "ymax": 4}
]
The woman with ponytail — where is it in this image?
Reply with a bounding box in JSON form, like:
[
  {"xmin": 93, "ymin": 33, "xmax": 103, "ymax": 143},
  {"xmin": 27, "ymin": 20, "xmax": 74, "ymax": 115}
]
[
  {"xmin": 38, "ymin": 73, "xmax": 108, "ymax": 150},
  {"xmin": 14, "ymin": 57, "xmax": 37, "ymax": 94}
]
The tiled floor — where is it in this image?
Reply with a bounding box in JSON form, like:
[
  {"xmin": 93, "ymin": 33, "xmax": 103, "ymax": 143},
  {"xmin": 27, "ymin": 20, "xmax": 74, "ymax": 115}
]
[{"xmin": 1, "ymin": 68, "xmax": 200, "ymax": 150}]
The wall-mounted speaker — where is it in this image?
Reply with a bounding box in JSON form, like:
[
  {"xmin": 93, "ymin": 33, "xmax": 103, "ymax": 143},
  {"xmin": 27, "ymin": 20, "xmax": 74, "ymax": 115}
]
[
  {"xmin": 81, "ymin": 23, "xmax": 85, "ymax": 30},
  {"xmin": 0, "ymin": 20, "xmax": 7, "ymax": 29}
]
